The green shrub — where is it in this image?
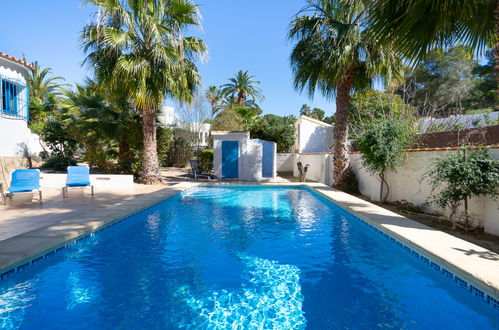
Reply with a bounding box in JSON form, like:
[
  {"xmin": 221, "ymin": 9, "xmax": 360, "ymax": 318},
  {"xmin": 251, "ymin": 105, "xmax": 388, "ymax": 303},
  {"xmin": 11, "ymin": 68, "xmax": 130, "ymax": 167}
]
[
  {"xmin": 427, "ymin": 147, "xmax": 499, "ymax": 228},
  {"xmin": 199, "ymin": 149, "xmax": 214, "ymax": 172},
  {"xmin": 394, "ymin": 200, "xmax": 425, "ymax": 214},
  {"xmin": 157, "ymin": 127, "xmax": 172, "ymax": 167},
  {"xmin": 41, "ymin": 155, "xmax": 77, "ymax": 171},
  {"xmin": 166, "ymin": 128, "xmax": 194, "ymax": 167},
  {"xmin": 358, "ymin": 118, "xmax": 414, "ymax": 203},
  {"xmin": 344, "ymin": 166, "xmax": 360, "ymax": 195}
]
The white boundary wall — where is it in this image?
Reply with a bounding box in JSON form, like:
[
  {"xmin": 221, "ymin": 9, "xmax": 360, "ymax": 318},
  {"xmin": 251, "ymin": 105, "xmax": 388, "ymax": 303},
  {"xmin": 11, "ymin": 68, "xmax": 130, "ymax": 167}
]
[
  {"xmin": 276, "ymin": 154, "xmax": 293, "ymax": 172},
  {"xmin": 282, "ymin": 149, "xmax": 499, "ymax": 235},
  {"xmin": 39, "ymin": 174, "xmax": 134, "ymax": 188}
]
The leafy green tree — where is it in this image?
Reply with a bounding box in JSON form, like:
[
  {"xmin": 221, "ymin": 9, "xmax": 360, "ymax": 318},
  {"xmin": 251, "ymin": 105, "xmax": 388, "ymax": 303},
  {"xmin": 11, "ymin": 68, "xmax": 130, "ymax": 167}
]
[
  {"xmin": 30, "ymin": 109, "xmax": 80, "ymax": 166},
  {"xmin": 427, "ymin": 148, "xmax": 499, "ymax": 229},
  {"xmin": 311, "ymin": 108, "xmax": 325, "ymax": 121},
  {"xmin": 395, "ymin": 46, "xmax": 482, "ymax": 117},
  {"xmin": 300, "ymin": 104, "xmax": 326, "ymax": 121},
  {"xmin": 211, "ymin": 107, "xmax": 244, "ymax": 131},
  {"xmin": 299, "ymin": 104, "xmax": 311, "ymax": 115},
  {"xmin": 349, "ymin": 89, "xmax": 415, "ymax": 136},
  {"xmin": 250, "ymin": 114, "xmax": 296, "ymax": 153},
  {"xmin": 221, "ymin": 70, "xmax": 264, "ymax": 106},
  {"xmin": 358, "ymin": 119, "xmax": 415, "ymax": 203},
  {"xmin": 368, "ymin": 0, "xmax": 498, "ymax": 107},
  {"xmin": 82, "ymin": 0, "xmax": 207, "ymax": 184},
  {"xmin": 323, "ymin": 114, "xmax": 335, "ymax": 124},
  {"xmin": 466, "ymin": 50, "xmax": 497, "ymax": 111},
  {"xmin": 289, "ymin": 0, "xmax": 401, "ymax": 189}
]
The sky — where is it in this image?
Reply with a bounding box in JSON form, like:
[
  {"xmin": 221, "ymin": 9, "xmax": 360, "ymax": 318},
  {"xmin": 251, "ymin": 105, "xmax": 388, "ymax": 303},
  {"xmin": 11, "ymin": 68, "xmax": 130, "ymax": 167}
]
[{"xmin": 0, "ymin": 0, "xmax": 336, "ymax": 118}]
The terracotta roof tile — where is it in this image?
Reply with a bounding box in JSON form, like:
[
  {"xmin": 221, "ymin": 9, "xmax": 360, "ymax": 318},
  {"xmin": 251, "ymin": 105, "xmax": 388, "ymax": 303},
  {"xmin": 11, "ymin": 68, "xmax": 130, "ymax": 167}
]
[{"xmin": 0, "ymin": 52, "xmax": 35, "ymax": 71}]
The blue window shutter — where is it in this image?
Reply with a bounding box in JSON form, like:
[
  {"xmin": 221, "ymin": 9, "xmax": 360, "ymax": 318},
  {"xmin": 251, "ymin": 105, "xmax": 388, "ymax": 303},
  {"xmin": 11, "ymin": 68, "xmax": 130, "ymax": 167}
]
[
  {"xmin": 5, "ymin": 80, "xmax": 10, "ymax": 112},
  {"xmin": 13, "ymin": 83, "xmax": 18, "ymax": 115}
]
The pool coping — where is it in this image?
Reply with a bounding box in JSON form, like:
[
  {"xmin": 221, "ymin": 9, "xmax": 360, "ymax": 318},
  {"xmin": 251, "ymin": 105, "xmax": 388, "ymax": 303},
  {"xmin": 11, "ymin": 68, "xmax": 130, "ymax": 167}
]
[{"xmin": 0, "ymin": 181, "xmax": 498, "ymax": 305}]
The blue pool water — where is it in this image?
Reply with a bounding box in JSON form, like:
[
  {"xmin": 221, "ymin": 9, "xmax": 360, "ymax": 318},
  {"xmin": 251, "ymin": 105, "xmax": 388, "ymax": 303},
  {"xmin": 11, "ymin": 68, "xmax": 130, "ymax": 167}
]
[{"xmin": 0, "ymin": 186, "xmax": 497, "ymax": 329}]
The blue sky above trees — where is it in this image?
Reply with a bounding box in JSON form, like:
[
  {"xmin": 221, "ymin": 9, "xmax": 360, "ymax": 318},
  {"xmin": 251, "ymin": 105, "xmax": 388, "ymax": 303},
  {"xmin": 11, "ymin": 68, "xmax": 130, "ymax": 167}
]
[{"xmin": 0, "ymin": 0, "xmax": 337, "ymax": 117}]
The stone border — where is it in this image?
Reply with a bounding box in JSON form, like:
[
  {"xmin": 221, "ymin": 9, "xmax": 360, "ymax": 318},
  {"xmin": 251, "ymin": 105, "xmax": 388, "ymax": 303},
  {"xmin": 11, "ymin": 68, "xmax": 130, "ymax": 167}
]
[{"xmin": 1, "ymin": 181, "xmax": 498, "ymax": 303}]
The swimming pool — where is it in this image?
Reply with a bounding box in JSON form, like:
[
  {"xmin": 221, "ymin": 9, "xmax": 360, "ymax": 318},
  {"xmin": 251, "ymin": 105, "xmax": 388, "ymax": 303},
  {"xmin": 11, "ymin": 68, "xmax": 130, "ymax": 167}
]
[{"xmin": 0, "ymin": 186, "xmax": 497, "ymax": 329}]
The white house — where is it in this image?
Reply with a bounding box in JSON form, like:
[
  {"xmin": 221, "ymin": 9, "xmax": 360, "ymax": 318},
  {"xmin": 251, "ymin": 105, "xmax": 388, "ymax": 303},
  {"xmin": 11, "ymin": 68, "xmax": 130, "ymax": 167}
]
[
  {"xmin": 0, "ymin": 52, "xmax": 44, "ymax": 182},
  {"xmin": 180, "ymin": 122, "xmax": 211, "ymax": 148},
  {"xmin": 158, "ymin": 105, "xmax": 211, "ymax": 148},
  {"xmin": 212, "ymin": 131, "xmax": 276, "ymax": 181},
  {"xmin": 294, "ymin": 115, "xmax": 334, "ymax": 153},
  {"xmin": 158, "ymin": 106, "xmax": 179, "ymax": 127}
]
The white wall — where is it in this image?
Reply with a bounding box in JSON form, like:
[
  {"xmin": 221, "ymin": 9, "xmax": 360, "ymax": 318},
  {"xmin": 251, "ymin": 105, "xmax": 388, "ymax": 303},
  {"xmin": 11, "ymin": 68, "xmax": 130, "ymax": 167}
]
[
  {"xmin": 276, "ymin": 153, "xmax": 293, "ymax": 172},
  {"xmin": 292, "ymin": 149, "xmax": 499, "ymax": 235},
  {"xmin": 242, "ymin": 141, "xmax": 263, "ymax": 181},
  {"xmin": 296, "ymin": 121, "xmax": 333, "ymax": 153},
  {"xmin": 0, "ymin": 118, "xmax": 44, "ymax": 157},
  {"xmin": 293, "ymin": 153, "xmax": 332, "ymax": 185},
  {"xmin": 350, "ymin": 149, "xmax": 499, "ymax": 235},
  {"xmin": 0, "ymin": 59, "xmax": 29, "ymax": 84},
  {"xmin": 39, "ymin": 173, "xmax": 134, "ymax": 188},
  {"xmin": 158, "ymin": 106, "xmax": 179, "ymax": 126}
]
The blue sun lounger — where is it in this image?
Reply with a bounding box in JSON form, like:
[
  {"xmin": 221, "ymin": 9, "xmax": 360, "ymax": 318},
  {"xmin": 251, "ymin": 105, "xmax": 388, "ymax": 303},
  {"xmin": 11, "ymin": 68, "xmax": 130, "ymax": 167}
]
[
  {"xmin": 62, "ymin": 166, "xmax": 94, "ymax": 198},
  {"xmin": 2, "ymin": 169, "xmax": 42, "ymax": 205}
]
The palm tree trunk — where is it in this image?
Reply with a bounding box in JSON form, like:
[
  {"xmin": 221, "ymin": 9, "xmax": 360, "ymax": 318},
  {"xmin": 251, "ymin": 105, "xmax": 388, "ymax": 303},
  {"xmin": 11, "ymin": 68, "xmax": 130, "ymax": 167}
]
[
  {"xmin": 118, "ymin": 130, "xmax": 133, "ymax": 173},
  {"xmin": 495, "ymin": 1, "xmax": 499, "ymax": 110},
  {"xmin": 237, "ymin": 91, "xmax": 245, "ymax": 106},
  {"xmin": 333, "ymin": 69, "xmax": 354, "ymax": 190},
  {"xmin": 140, "ymin": 107, "xmax": 161, "ymax": 184}
]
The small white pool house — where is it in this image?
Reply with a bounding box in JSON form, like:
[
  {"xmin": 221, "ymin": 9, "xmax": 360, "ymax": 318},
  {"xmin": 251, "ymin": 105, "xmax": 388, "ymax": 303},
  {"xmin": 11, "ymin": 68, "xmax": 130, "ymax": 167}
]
[{"xmin": 212, "ymin": 131, "xmax": 276, "ymax": 181}]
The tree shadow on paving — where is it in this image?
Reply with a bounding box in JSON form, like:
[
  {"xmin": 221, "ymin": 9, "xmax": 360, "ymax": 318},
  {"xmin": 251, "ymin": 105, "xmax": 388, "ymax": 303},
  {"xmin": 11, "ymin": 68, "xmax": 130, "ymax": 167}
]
[{"xmin": 452, "ymin": 247, "xmax": 499, "ymax": 261}]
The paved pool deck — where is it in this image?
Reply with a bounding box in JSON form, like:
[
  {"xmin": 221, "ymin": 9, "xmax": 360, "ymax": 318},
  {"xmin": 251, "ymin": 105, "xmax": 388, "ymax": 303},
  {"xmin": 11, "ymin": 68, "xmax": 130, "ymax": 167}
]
[{"xmin": 0, "ymin": 181, "xmax": 498, "ymax": 302}]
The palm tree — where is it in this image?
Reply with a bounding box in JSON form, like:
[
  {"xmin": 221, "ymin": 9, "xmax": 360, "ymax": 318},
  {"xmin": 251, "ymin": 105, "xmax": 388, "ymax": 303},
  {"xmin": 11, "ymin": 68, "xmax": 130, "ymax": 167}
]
[
  {"xmin": 221, "ymin": 70, "xmax": 264, "ymax": 106},
  {"xmin": 289, "ymin": 0, "xmax": 400, "ymax": 189},
  {"xmin": 65, "ymin": 78, "xmax": 140, "ymax": 172},
  {"xmin": 26, "ymin": 62, "xmax": 68, "ymax": 122},
  {"xmin": 367, "ymin": 0, "xmax": 498, "ymax": 107},
  {"xmin": 205, "ymin": 85, "xmax": 222, "ymax": 117},
  {"xmin": 368, "ymin": 0, "xmax": 495, "ymax": 60},
  {"xmin": 82, "ymin": 0, "xmax": 207, "ymax": 184}
]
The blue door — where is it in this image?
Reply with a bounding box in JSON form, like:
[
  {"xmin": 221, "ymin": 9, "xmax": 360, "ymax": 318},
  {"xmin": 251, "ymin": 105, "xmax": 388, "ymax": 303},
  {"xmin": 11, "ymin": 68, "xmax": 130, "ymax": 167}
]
[
  {"xmin": 262, "ymin": 142, "xmax": 273, "ymax": 178},
  {"xmin": 222, "ymin": 141, "xmax": 238, "ymax": 178}
]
